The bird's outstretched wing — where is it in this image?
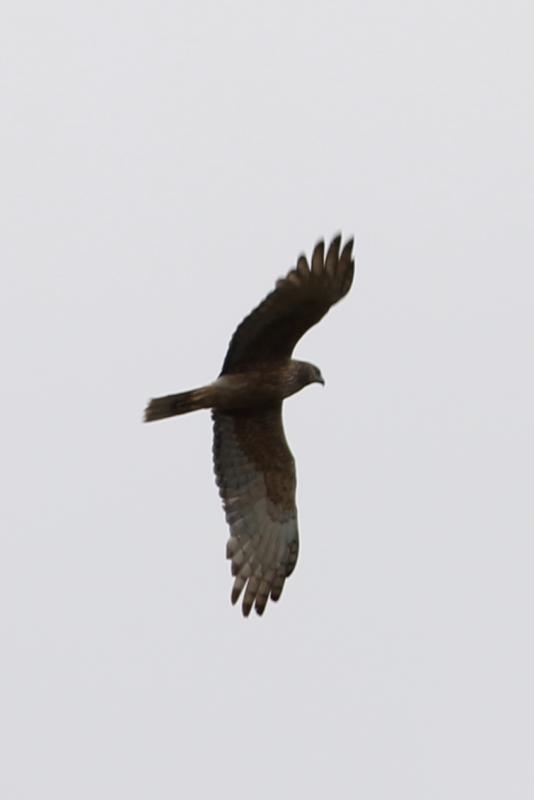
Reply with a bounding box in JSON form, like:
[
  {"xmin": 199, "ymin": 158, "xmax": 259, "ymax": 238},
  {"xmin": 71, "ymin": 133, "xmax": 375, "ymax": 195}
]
[
  {"xmin": 212, "ymin": 407, "xmax": 299, "ymax": 616},
  {"xmin": 221, "ymin": 234, "xmax": 355, "ymax": 374}
]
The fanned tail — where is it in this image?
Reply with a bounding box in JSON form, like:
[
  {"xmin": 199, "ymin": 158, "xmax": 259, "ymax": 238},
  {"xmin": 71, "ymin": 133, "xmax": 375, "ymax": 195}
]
[{"xmin": 144, "ymin": 387, "xmax": 213, "ymax": 422}]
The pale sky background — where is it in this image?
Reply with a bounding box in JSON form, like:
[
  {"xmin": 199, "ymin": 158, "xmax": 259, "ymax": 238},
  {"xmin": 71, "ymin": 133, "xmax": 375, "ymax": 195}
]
[{"xmin": 2, "ymin": 1, "xmax": 533, "ymax": 798}]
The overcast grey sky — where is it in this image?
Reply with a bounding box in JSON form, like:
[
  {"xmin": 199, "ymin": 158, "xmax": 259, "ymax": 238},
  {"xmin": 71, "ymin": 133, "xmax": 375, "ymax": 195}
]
[{"xmin": 2, "ymin": 1, "xmax": 533, "ymax": 798}]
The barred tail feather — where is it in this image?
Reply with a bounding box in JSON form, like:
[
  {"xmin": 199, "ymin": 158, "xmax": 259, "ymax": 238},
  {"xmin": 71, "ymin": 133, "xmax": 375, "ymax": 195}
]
[{"xmin": 144, "ymin": 387, "xmax": 213, "ymax": 422}]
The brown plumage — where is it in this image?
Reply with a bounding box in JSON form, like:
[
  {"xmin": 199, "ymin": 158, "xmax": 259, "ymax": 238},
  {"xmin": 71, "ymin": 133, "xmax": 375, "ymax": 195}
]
[{"xmin": 144, "ymin": 235, "xmax": 355, "ymax": 616}]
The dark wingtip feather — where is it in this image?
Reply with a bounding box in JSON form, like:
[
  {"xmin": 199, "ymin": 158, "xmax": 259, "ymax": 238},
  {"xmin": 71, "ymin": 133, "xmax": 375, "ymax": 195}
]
[
  {"xmin": 231, "ymin": 586, "xmax": 241, "ymax": 605},
  {"xmin": 325, "ymin": 235, "xmax": 342, "ymax": 274},
  {"xmin": 296, "ymin": 254, "xmax": 309, "ymax": 278},
  {"xmin": 340, "ymin": 237, "xmax": 354, "ymax": 263},
  {"xmin": 311, "ymin": 240, "xmax": 325, "ymax": 274},
  {"xmin": 270, "ymin": 579, "xmax": 285, "ymax": 603},
  {"xmin": 220, "ymin": 232, "xmax": 356, "ymax": 374},
  {"xmin": 329, "ymin": 232, "xmax": 343, "ymax": 252}
]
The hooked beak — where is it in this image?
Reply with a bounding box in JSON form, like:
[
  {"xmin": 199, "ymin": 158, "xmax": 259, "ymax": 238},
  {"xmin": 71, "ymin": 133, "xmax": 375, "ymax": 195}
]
[{"xmin": 317, "ymin": 375, "xmax": 325, "ymax": 386}]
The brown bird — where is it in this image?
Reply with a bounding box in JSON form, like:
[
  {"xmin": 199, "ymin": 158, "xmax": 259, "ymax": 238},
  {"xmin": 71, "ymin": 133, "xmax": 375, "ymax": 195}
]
[{"xmin": 145, "ymin": 235, "xmax": 355, "ymax": 616}]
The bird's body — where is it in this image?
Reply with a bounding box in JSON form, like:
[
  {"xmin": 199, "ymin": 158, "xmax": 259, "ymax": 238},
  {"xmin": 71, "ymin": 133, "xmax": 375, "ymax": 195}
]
[
  {"xmin": 147, "ymin": 360, "xmax": 323, "ymax": 419},
  {"xmin": 214, "ymin": 360, "xmax": 325, "ymax": 409},
  {"xmin": 145, "ymin": 235, "xmax": 355, "ymax": 616}
]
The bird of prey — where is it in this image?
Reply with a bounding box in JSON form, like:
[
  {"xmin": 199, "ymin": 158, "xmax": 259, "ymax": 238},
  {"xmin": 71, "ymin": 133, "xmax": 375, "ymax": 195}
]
[{"xmin": 144, "ymin": 235, "xmax": 355, "ymax": 616}]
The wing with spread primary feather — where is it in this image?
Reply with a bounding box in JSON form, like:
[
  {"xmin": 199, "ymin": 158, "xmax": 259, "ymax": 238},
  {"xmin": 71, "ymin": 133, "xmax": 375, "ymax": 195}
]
[
  {"xmin": 212, "ymin": 406, "xmax": 299, "ymax": 616},
  {"xmin": 221, "ymin": 235, "xmax": 355, "ymax": 373}
]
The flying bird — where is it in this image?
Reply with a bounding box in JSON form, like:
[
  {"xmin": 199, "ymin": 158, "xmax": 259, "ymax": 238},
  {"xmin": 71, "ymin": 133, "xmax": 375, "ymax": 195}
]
[{"xmin": 145, "ymin": 235, "xmax": 355, "ymax": 616}]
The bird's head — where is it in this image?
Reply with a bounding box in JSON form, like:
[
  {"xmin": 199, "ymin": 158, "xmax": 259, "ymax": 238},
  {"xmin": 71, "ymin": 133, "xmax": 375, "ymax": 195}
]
[{"xmin": 299, "ymin": 361, "xmax": 325, "ymax": 387}]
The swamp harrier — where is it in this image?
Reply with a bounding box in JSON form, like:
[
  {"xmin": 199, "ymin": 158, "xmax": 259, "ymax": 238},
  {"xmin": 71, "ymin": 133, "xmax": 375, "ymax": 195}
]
[{"xmin": 145, "ymin": 235, "xmax": 355, "ymax": 616}]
